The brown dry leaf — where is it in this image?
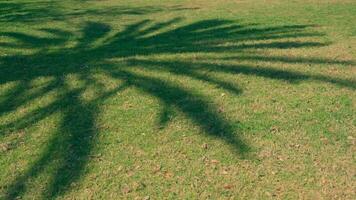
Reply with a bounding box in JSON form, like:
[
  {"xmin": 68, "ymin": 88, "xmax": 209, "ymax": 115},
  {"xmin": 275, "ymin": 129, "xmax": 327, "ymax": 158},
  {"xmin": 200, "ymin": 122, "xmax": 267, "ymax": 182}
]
[
  {"xmin": 122, "ymin": 186, "xmax": 131, "ymax": 194},
  {"xmin": 221, "ymin": 170, "xmax": 229, "ymax": 175},
  {"xmin": 202, "ymin": 143, "xmax": 208, "ymax": 149},
  {"xmin": 126, "ymin": 170, "xmax": 134, "ymax": 177},
  {"xmin": 320, "ymin": 137, "xmax": 328, "ymax": 144},
  {"xmin": 210, "ymin": 159, "xmax": 220, "ymax": 164},
  {"xmin": 277, "ymin": 156, "xmax": 284, "ymax": 161},
  {"xmin": 0, "ymin": 143, "xmax": 10, "ymax": 152},
  {"xmin": 153, "ymin": 165, "xmax": 161, "ymax": 173},
  {"xmin": 218, "ymin": 107, "xmax": 224, "ymax": 113},
  {"xmin": 270, "ymin": 126, "xmax": 280, "ymax": 133},
  {"xmin": 223, "ymin": 184, "xmax": 234, "ymax": 189},
  {"xmin": 164, "ymin": 171, "xmax": 174, "ymax": 179}
]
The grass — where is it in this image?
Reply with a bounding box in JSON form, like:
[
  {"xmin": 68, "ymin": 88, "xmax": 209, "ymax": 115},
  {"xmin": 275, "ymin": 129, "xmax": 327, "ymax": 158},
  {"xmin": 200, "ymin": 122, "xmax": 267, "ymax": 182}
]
[{"xmin": 0, "ymin": 0, "xmax": 355, "ymax": 199}]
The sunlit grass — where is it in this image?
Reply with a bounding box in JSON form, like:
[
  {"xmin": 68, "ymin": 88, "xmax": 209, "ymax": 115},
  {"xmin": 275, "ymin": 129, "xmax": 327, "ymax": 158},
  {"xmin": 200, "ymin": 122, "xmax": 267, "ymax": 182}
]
[{"xmin": 0, "ymin": 0, "xmax": 355, "ymax": 199}]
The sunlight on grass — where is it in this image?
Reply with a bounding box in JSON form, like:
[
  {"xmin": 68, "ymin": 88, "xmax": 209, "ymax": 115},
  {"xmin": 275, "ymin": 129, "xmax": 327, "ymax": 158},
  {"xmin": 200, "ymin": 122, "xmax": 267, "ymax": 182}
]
[{"xmin": 0, "ymin": 0, "xmax": 355, "ymax": 199}]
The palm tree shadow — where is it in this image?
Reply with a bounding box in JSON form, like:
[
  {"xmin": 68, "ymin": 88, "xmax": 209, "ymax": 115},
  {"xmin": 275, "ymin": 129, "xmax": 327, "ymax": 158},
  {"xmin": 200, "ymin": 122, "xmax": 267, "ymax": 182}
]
[
  {"xmin": 1, "ymin": 15, "xmax": 355, "ymax": 199},
  {"xmin": 0, "ymin": 0, "xmax": 197, "ymax": 23}
]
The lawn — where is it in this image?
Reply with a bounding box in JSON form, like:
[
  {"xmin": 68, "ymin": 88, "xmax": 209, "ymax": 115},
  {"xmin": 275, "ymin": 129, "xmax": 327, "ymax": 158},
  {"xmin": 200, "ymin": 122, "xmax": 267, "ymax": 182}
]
[{"xmin": 0, "ymin": 0, "xmax": 355, "ymax": 199}]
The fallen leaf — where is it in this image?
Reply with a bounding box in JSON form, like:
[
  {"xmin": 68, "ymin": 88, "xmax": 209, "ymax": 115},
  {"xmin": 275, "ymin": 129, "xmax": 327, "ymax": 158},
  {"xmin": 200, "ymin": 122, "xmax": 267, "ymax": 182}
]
[
  {"xmin": 218, "ymin": 107, "xmax": 224, "ymax": 113},
  {"xmin": 153, "ymin": 165, "xmax": 161, "ymax": 173},
  {"xmin": 270, "ymin": 126, "xmax": 280, "ymax": 133},
  {"xmin": 202, "ymin": 143, "xmax": 208, "ymax": 149},
  {"xmin": 122, "ymin": 186, "xmax": 131, "ymax": 194},
  {"xmin": 210, "ymin": 159, "xmax": 220, "ymax": 164},
  {"xmin": 320, "ymin": 137, "xmax": 328, "ymax": 144},
  {"xmin": 223, "ymin": 184, "xmax": 234, "ymax": 189},
  {"xmin": 0, "ymin": 143, "xmax": 10, "ymax": 152},
  {"xmin": 221, "ymin": 170, "xmax": 229, "ymax": 175},
  {"xmin": 164, "ymin": 171, "xmax": 174, "ymax": 179}
]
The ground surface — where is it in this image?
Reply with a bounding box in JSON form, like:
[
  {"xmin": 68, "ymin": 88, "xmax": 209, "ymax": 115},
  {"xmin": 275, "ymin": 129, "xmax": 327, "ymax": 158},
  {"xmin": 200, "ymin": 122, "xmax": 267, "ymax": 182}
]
[{"xmin": 0, "ymin": 0, "xmax": 355, "ymax": 199}]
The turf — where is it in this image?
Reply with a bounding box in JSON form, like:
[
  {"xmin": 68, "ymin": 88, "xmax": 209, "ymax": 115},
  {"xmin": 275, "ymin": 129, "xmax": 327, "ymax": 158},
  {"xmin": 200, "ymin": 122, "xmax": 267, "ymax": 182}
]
[{"xmin": 0, "ymin": 0, "xmax": 355, "ymax": 199}]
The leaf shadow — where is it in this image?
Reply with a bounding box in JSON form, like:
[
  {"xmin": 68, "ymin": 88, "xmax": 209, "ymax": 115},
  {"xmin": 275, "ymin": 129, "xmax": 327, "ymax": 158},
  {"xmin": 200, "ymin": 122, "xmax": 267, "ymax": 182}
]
[{"xmin": 0, "ymin": 8, "xmax": 355, "ymax": 199}]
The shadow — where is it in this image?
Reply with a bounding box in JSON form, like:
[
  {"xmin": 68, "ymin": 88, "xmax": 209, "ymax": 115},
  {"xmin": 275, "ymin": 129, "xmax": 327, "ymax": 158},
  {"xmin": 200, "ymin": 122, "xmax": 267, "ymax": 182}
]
[
  {"xmin": 221, "ymin": 55, "xmax": 355, "ymax": 66},
  {"xmin": 0, "ymin": 8, "xmax": 355, "ymax": 199},
  {"xmin": 0, "ymin": 0, "xmax": 198, "ymax": 23},
  {"xmin": 126, "ymin": 59, "xmax": 355, "ymax": 89}
]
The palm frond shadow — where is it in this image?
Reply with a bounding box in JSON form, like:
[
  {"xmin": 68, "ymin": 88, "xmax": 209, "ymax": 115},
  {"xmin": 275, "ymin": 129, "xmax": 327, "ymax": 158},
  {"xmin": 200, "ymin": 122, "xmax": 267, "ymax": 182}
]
[
  {"xmin": 0, "ymin": 0, "xmax": 196, "ymax": 23},
  {"xmin": 1, "ymin": 17, "xmax": 354, "ymax": 199}
]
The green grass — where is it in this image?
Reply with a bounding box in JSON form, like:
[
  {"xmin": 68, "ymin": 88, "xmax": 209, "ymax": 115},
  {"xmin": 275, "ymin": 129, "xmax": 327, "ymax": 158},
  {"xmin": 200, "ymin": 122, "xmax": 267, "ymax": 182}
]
[{"xmin": 0, "ymin": 0, "xmax": 355, "ymax": 199}]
